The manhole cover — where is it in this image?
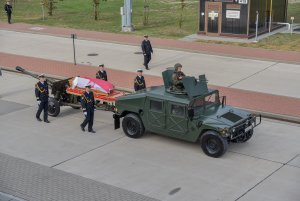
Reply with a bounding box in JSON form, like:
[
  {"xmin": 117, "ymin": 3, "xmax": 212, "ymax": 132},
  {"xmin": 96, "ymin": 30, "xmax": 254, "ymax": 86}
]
[
  {"xmin": 134, "ymin": 52, "xmax": 143, "ymax": 54},
  {"xmin": 87, "ymin": 53, "xmax": 99, "ymax": 56}
]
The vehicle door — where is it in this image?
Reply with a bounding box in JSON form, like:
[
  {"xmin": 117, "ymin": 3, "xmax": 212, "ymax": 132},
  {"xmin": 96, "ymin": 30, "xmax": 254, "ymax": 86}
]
[
  {"xmin": 146, "ymin": 98, "xmax": 166, "ymax": 131},
  {"xmin": 166, "ymin": 102, "xmax": 188, "ymax": 135}
]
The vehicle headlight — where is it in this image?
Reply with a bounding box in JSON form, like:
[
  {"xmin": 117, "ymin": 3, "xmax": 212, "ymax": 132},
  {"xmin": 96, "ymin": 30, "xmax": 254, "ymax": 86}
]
[{"xmin": 219, "ymin": 128, "xmax": 230, "ymax": 136}]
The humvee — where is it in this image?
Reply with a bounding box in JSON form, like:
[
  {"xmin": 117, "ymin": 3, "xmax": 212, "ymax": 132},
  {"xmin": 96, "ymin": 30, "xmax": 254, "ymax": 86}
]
[{"xmin": 113, "ymin": 68, "xmax": 261, "ymax": 157}]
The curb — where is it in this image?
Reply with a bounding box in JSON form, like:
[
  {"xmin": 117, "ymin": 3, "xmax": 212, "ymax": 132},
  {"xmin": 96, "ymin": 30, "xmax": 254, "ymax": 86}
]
[{"xmin": 2, "ymin": 67, "xmax": 300, "ymax": 124}]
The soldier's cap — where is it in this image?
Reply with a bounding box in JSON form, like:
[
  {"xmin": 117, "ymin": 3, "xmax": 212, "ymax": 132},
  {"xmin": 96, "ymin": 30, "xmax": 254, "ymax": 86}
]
[
  {"xmin": 137, "ymin": 69, "xmax": 143, "ymax": 72},
  {"xmin": 85, "ymin": 85, "xmax": 91, "ymax": 88},
  {"xmin": 38, "ymin": 74, "xmax": 45, "ymax": 78},
  {"xmin": 174, "ymin": 63, "xmax": 182, "ymax": 68},
  {"xmin": 143, "ymin": 35, "xmax": 148, "ymax": 38},
  {"xmin": 99, "ymin": 64, "xmax": 104, "ymax": 67}
]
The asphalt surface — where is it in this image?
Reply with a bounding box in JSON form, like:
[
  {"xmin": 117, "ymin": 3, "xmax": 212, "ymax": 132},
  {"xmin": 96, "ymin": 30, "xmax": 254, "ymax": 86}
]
[
  {"xmin": 0, "ymin": 30, "xmax": 300, "ymax": 99},
  {"xmin": 0, "ymin": 71, "xmax": 300, "ymax": 201}
]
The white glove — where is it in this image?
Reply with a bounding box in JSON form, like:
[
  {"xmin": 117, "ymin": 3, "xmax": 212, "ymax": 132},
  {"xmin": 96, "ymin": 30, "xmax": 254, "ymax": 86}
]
[
  {"xmin": 83, "ymin": 112, "xmax": 87, "ymax": 116},
  {"xmin": 94, "ymin": 108, "xmax": 96, "ymax": 111},
  {"xmin": 37, "ymin": 100, "xmax": 41, "ymax": 105}
]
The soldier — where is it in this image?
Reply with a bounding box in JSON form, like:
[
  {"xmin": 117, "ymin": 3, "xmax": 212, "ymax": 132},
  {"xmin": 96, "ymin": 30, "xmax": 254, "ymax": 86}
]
[
  {"xmin": 172, "ymin": 63, "xmax": 186, "ymax": 91},
  {"xmin": 4, "ymin": 1, "xmax": 12, "ymax": 24},
  {"xmin": 134, "ymin": 69, "xmax": 146, "ymax": 92},
  {"xmin": 35, "ymin": 74, "xmax": 50, "ymax": 123},
  {"xmin": 141, "ymin": 35, "xmax": 153, "ymax": 70},
  {"xmin": 80, "ymin": 85, "xmax": 96, "ymax": 133},
  {"xmin": 96, "ymin": 64, "xmax": 108, "ymax": 81}
]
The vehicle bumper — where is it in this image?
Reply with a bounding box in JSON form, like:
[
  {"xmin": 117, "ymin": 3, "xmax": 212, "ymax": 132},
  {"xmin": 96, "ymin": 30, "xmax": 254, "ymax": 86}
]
[{"xmin": 230, "ymin": 115, "xmax": 261, "ymax": 140}]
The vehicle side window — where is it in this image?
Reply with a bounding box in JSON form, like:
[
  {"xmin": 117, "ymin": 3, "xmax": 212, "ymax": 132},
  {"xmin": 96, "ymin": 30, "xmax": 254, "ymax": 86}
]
[
  {"xmin": 150, "ymin": 100, "xmax": 163, "ymax": 112},
  {"xmin": 171, "ymin": 104, "xmax": 185, "ymax": 117}
]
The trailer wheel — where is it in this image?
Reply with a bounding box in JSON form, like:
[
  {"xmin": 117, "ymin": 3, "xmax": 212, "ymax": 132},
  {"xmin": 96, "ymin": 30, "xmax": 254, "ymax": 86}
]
[
  {"xmin": 48, "ymin": 97, "xmax": 60, "ymax": 117},
  {"xmin": 122, "ymin": 113, "xmax": 144, "ymax": 138},
  {"xmin": 200, "ymin": 131, "xmax": 228, "ymax": 158}
]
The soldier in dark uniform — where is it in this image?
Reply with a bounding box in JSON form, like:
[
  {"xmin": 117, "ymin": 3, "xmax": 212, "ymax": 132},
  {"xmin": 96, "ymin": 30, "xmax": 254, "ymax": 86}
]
[
  {"xmin": 134, "ymin": 69, "xmax": 146, "ymax": 91},
  {"xmin": 141, "ymin": 35, "xmax": 153, "ymax": 70},
  {"xmin": 4, "ymin": 1, "xmax": 12, "ymax": 24},
  {"xmin": 80, "ymin": 85, "xmax": 96, "ymax": 133},
  {"xmin": 96, "ymin": 64, "xmax": 108, "ymax": 81},
  {"xmin": 35, "ymin": 74, "xmax": 50, "ymax": 123},
  {"xmin": 172, "ymin": 63, "xmax": 186, "ymax": 91}
]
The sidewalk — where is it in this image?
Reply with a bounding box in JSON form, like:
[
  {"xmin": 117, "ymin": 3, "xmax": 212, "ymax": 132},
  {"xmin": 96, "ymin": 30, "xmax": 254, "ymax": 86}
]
[
  {"xmin": 0, "ymin": 153, "xmax": 158, "ymax": 201},
  {"xmin": 0, "ymin": 22, "xmax": 299, "ymax": 64},
  {"xmin": 1, "ymin": 52, "xmax": 300, "ymax": 120}
]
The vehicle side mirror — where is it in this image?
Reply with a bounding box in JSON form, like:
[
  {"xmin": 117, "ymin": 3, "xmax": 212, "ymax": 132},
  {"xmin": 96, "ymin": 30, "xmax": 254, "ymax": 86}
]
[
  {"xmin": 222, "ymin": 96, "xmax": 226, "ymax": 107},
  {"xmin": 188, "ymin": 108, "xmax": 194, "ymax": 120}
]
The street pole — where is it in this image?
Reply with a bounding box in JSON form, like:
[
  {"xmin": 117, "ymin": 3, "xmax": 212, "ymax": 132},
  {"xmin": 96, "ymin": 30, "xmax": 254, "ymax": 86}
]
[
  {"xmin": 41, "ymin": 3, "xmax": 45, "ymax": 20},
  {"xmin": 291, "ymin": 17, "xmax": 294, "ymax": 35},
  {"xmin": 71, "ymin": 34, "xmax": 77, "ymax": 65},
  {"xmin": 254, "ymin": 11, "xmax": 259, "ymax": 43},
  {"xmin": 269, "ymin": 0, "xmax": 273, "ymax": 33}
]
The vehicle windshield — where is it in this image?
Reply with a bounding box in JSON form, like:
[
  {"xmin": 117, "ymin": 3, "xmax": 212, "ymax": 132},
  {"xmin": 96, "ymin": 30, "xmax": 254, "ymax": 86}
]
[{"xmin": 191, "ymin": 92, "xmax": 219, "ymax": 114}]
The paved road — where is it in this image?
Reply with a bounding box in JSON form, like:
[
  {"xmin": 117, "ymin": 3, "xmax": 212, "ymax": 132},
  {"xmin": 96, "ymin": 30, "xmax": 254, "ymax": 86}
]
[
  {"xmin": 0, "ymin": 30, "xmax": 300, "ymax": 99},
  {"xmin": 1, "ymin": 71, "xmax": 300, "ymax": 201}
]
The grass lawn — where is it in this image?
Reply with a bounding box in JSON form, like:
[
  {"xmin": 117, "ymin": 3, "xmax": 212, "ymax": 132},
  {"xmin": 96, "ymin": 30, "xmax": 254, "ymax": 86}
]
[
  {"xmin": 197, "ymin": 33, "xmax": 300, "ymax": 52},
  {"xmin": 0, "ymin": 0, "xmax": 199, "ymax": 38}
]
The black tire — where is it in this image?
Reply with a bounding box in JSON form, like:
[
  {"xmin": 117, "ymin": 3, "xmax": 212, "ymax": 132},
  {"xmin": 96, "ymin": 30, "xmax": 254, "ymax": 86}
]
[
  {"xmin": 48, "ymin": 97, "xmax": 60, "ymax": 117},
  {"xmin": 200, "ymin": 130, "xmax": 228, "ymax": 158},
  {"xmin": 231, "ymin": 129, "xmax": 253, "ymax": 143},
  {"xmin": 122, "ymin": 113, "xmax": 145, "ymax": 138}
]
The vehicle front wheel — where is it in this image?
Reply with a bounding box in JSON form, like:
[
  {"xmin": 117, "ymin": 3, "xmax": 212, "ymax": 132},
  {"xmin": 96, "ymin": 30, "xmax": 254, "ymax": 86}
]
[
  {"xmin": 48, "ymin": 97, "xmax": 60, "ymax": 117},
  {"xmin": 200, "ymin": 131, "xmax": 228, "ymax": 158},
  {"xmin": 122, "ymin": 113, "xmax": 145, "ymax": 138}
]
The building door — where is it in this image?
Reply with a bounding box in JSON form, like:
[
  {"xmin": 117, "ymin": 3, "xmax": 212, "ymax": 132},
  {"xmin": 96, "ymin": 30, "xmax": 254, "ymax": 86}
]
[{"xmin": 205, "ymin": 2, "xmax": 222, "ymax": 35}]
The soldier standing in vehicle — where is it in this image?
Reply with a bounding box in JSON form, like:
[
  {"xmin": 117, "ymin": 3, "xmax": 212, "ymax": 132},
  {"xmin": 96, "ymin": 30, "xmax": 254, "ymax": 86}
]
[
  {"xmin": 172, "ymin": 63, "xmax": 186, "ymax": 91},
  {"xmin": 134, "ymin": 69, "xmax": 146, "ymax": 91},
  {"xmin": 141, "ymin": 35, "xmax": 153, "ymax": 70},
  {"xmin": 96, "ymin": 64, "xmax": 108, "ymax": 81},
  {"xmin": 80, "ymin": 85, "xmax": 96, "ymax": 133},
  {"xmin": 4, "ymin": 1, "xmax": 12, "ymax": 24},
  {"xmin": 35, "ymin": 74, "xmax": 50, "ymax": 123}
]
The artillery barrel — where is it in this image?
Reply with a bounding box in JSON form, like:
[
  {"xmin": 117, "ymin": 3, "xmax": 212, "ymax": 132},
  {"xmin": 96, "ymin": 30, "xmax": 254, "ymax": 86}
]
[{"xmin": 15, "ymin": 66, "xmax": 56, "ymax": 87}]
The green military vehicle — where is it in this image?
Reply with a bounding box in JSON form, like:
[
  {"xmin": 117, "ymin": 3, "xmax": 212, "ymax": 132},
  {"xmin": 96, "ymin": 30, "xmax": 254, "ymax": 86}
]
[{"xmin": 113, "ymin": 68, "xmax": 261, "ymax": 158}]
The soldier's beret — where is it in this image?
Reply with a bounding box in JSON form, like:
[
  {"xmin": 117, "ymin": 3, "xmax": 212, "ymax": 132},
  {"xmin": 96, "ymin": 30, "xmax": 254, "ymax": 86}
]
[
  {"xmin": 38, "ymin": 74, "xmax": 45, "ymax": 78},
  {"xmin": 99, "ymin": 64, "xmax": 104, "ymax": 67},
  {"xmin": 85, "ymin": 85, "xmax": 91, "ymax": 88},
  {"xmin": 174, "ymin": 63, "xmax": 182, "ymax": 68},
  {"xmin": 144, "ymin": 35, "xmax": 148, "ymax": 38},
  {"xmin": 137, "ymin": 69, "xmax": 143, "ymax": 72}
]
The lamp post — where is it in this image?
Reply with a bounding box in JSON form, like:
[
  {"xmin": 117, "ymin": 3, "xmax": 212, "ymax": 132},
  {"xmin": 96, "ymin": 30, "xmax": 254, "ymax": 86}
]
[
  {"xmin": 71, "ymin": 34, "xmax": 77, "ymax": 65},
  {"xmin": 291, "ymin": 16, "xmax": 294, "ymax": 35},
  {"xmin": 254, "ymin": 11, "xmax": 259, "ymax": 43},
  {"xmin": 269, "ymin": 0, "xmax": 273, "ymax": 33}
]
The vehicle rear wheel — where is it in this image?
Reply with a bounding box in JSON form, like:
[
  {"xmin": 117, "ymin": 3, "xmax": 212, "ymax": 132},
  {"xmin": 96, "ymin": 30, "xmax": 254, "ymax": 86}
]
[
  {"xmin": 200, "ymin": 131, "xmax": 228, "ymax": 158},
  {"xmin": 48, "ymin": 97, "xmax": 60, "ymax": 117},
  {"xmin": 122, "ymin": 113, "xmax": 145, "ymax": 138}
]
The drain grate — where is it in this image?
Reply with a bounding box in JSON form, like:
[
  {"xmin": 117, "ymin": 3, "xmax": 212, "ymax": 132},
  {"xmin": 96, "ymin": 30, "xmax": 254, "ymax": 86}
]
[{"xmin": 87, "ymin": 53, "xmax": 99, "ymax": 56}]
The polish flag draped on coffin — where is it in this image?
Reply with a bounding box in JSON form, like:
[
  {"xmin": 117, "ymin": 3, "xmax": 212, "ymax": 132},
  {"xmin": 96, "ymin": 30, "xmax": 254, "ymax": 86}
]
[{"xmin": 72, "ymin": 77, "xmax": 114, "ymax": 94}]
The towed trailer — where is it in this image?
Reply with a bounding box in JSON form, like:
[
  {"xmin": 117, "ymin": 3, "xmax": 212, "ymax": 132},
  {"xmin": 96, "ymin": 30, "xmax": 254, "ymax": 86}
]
[{"xmin": 16, "ymin": 66, "xmax": 131, "ymax": 116}]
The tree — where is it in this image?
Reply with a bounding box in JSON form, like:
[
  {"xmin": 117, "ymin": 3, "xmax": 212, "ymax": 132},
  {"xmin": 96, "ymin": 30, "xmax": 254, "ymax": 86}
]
[
  {"xmin": 143, "ymin": 0, "xmax": 150, "ymax": 26},
  {"xmin": 93, "ymin": 0, "xmax": 107, "ymax": 20},
  {"xmin": 178, "ymin": 0, "xmax": 186, "ymax": 28},
  {"xmin": 41, "ymin": 0, "xmax": 57, "ymax": 16}
]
